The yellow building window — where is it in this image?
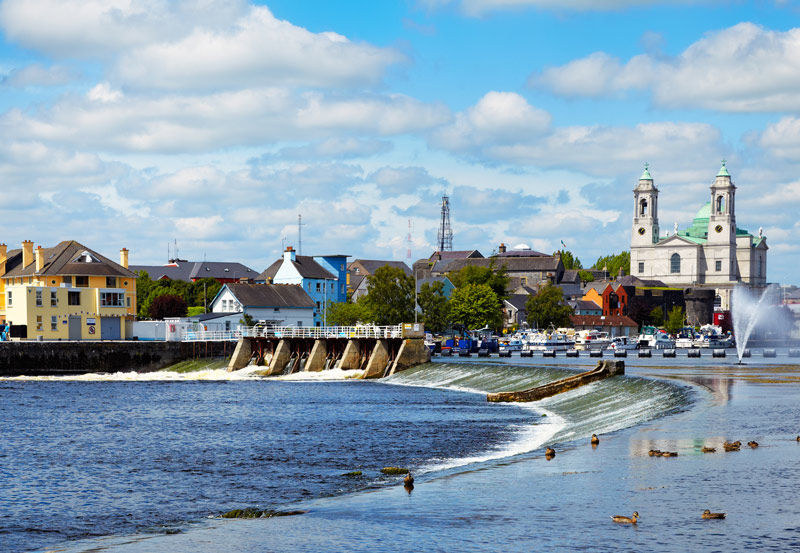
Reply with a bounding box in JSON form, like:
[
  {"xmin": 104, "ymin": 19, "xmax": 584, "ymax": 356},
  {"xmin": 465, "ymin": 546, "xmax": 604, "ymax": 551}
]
[
  {"xmin": 51, "ymin": 316, "xmax": 57, "ymax": 331},
  {"xmin": 36, "ymin": 315, "xmax": 43, "ymax": 331},
  {"xmin": 35, "ymin": 289, "xmax": 43, "ymax": 307},
  {"xmin": 51, "ymin": 290, "xmax": 58, "ymax": 306}
]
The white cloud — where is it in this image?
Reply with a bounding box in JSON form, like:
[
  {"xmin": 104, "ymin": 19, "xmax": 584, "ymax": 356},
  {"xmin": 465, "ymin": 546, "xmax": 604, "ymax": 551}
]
[
  {"xmin": 532, "ymin": 23, "xmax": 800, "ymax": 112},
  {"xmin": 1, "ymin": 63, "xmax": 76, "ymax": 87},
  {"xmin": 759, "ymin": 117, "xmax": 800, "ymax": 159},
  {"xmin": 114, "ymin": 6, "xmax": 405, "ymax": 91},
  {"xmin": 0, "ymin": 0, "xmax": 249, "ymax": 58},
  {"xmin": 268, "ymin": 138, "xmax": 394, "ymax": 160},
  {"xmin": 430, "ymin": 91, "xmax": 550, "ymax": 153}
]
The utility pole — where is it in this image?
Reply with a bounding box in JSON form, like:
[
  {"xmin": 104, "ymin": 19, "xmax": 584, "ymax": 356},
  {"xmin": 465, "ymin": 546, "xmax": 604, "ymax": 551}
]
[{"xmin": 298, "ymin": 214, "xmax": 305, "ymax": 256}]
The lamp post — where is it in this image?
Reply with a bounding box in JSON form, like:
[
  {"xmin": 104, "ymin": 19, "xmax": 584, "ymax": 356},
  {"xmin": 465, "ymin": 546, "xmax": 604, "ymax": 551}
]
[{"xmin": 414, "ymin": 268, "xmax": 418, "ymax": 323}]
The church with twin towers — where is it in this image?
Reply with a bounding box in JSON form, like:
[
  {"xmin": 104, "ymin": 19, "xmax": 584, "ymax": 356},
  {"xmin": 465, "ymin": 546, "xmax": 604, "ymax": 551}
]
[{"xmin": 630, "ymin": 161, "xmax": 768, "ymax": 311}]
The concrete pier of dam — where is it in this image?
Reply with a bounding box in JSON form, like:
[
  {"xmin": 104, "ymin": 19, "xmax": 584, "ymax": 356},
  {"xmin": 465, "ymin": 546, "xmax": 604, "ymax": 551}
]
[{"xmin": 226, "ymin": 324, "xmax": 431, "ymax": 379}]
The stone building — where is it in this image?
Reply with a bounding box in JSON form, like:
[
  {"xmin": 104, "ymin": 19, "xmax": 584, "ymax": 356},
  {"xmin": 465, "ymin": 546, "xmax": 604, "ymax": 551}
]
[{"xmin": 630, "ymin": 162, "xmax": 768, "ymax": 310}]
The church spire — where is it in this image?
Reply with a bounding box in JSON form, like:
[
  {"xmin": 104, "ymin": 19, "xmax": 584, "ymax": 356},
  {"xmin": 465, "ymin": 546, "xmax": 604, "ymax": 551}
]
[{"xmin": 717, "ymin": 159, "xmax": 730, "ymax": 177}]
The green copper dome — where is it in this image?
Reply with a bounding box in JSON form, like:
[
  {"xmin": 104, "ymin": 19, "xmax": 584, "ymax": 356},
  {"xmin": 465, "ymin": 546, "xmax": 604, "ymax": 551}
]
[
  {"xmin": 639, "ymin": 164, "xmax": 653, "ymax": 180},
  {"xmin": 693, "ymin": 202, "xmax": 711, "ymax": 222},
  {"xmin": 717, "ymin": 160, "xmax": 730, "ymax": 177}
]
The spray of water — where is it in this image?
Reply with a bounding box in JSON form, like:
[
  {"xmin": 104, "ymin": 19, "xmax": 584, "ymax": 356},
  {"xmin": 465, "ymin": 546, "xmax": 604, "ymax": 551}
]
[{"xmin": 732, "ymin": 284, "xmax": 775, "ymax": 363}]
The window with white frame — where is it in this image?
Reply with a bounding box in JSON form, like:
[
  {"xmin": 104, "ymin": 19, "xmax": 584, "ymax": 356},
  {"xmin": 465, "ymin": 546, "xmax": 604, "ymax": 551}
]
[
  {"xmin": 100, "ymin": 292, "xmax": 125, "ymax": 307},
  {"xmin": 51, "ymin": 316, "xmax": 57, "ymax": 331},
  {"xmin": 7, "ymin": 290, "xmax": 11, "ymax": 307},
  {"xmin": 51, "ymin": 290, "xmax": 58, "ymax": 306}
]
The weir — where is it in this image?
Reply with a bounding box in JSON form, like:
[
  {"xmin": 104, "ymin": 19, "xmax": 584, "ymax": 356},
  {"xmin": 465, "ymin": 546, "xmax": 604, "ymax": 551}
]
[
  {"xmin": 226, "ymin": 324, "xmax": 430, "ymax": 378},
  {"xmin": 486, "ymin": 360, "xmax": 625, "ymax": 403}
]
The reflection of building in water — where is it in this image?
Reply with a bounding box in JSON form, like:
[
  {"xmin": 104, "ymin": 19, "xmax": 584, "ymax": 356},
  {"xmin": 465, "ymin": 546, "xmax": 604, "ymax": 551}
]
[{"xmin": 631, "ymin": 162, "xmax": 768, "ymax": 311}]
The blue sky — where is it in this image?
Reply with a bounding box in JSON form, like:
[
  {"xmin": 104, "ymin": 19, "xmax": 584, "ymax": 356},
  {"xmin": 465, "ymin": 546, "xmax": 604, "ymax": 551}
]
[{"xmin": 1, "ymin": 0, "xmax": 799, "ymax": 284}]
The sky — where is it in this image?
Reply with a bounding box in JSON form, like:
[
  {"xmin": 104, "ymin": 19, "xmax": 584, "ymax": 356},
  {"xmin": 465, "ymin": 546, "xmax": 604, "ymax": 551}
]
[{"xmin": 1, "ymin": 0, "xmax": 799, "ymax": 284}]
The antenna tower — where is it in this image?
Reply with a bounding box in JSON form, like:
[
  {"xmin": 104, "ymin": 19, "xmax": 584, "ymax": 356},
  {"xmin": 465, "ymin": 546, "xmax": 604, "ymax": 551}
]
[
  {"xmin": 298, "ymin": 214, "xmax": 305, "ymax": 255},
  {"xmin": 406, "ymin": 219, "xmax": 413, "ymax": 267},
  {"xmin": 437, "ymin": 194, "xmax": 453, "ymax": 252}
]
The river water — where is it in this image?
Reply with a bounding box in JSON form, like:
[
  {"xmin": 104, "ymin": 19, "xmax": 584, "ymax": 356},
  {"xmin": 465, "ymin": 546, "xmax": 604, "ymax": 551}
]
[{"xmin": 3, "ymin": 353, "xmax": 800, "ymax": 552}]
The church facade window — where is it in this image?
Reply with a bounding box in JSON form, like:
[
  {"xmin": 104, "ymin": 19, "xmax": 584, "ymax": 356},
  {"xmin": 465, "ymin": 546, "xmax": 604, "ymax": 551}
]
[
  {"xmin": 670, "ymin": 253, "xmax": 681, "ymax": 274},
  {"xmin": 716, "ymin": 195, "xmax": 725, "ymax": 214},
  {"xmin": 715, "ymin": 260, "xmax": 721, "ymax": 272},
  {"xmin": 639, "ymin": 199, "xmax": 648, "ymax": 217}
]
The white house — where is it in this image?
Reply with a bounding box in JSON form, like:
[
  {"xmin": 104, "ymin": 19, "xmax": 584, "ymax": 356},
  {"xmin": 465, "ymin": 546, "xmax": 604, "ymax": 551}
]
[{"xmin": 209, "ymin": 283, "xmax": 316, "ymax": 327}]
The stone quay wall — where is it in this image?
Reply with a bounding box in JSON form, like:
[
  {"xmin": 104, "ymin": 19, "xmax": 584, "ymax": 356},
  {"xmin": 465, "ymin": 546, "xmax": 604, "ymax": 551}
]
[{"xmin": 0, "ymin": 341, "xmax": 194, "ymax": 377}]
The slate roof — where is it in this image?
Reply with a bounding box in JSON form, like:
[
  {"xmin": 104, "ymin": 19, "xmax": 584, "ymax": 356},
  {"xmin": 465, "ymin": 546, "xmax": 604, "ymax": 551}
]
[
  {"xmin": 130, "ymin": 264, "xmax": 194, "ymax": 281},
  {"xmin": 504, "ymin": 294, "xmax": 530, "ymax": 311},
  {"xmin": 615, "ymin": 275, "xmax": 668, "ymax": 288},
  {"xmin": 432, "ymin": 256, "xmax": 561, "ymax": 275},
  {"xmin": 3, "ymin": 240, "xmax": 137, "ymax": 279},
  {"xmin": 569, "ymin": 300, "xmax": 602, "ymax": 312},
  {"xmin": 221, "ymin": 283, "xmax": 315, "ymax": 308},
  {"xmin": 569, "ymin": 314, "xmax": 638, "ymax": 328},
  {"xmin": 427, "ymin": 250, "xmax": 483, "ymax": 262},
  {"xmin": 259, "ymin": 255, "xmax": 335, "ymax": 281},
  {"xmin": 131, "ymin": 261, "xmax": 256, "ymax": 282},
  {"xmin": 495, "ymin": 249, "xmax": 547, "ymax": 258},
  {"xmin": 349, "ymin": 259, "xmax": 411, "ymax": 276},
  {"xmin": 562, "ymin": 269, "xmax": 581, "ymax": 283}
]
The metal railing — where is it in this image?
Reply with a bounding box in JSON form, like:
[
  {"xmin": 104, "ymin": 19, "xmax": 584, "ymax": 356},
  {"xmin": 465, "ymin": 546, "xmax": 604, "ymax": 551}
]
[{"xmin": 181, "ymin": 324, "xmax": 403, "ymax": 342}]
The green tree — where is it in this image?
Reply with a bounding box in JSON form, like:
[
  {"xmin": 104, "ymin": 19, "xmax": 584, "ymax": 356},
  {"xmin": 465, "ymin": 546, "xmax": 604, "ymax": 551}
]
[
  {"xmin": 187, "ymin": 306, "xmax": 205, "ymax": 317},
  {"xmin": 449, "ymin": 260, "xmax": 509, "ymax": 302},
  {"xmin": 136, "ymin": 270, "xmax": 154, "ymax": 318},
  {"xmin": 649, "ymin": 306, "xmax": 664, "ymax": 327},
  {"xmin": 578, "ymin": 269, "xmax": 594, "ymax": 283},
  {"xmin": 555, "ymin": 250, "xmax": 583, "ymax": 270},
  {"xmin": 525, "ymin": 284, "xmax": 573, "ymax": 329},
  {"xmin": 417, "ymin": 281, "xmax": 450, "ymax": 332},
  {"xmin": 325, "ymin": 299, "xmax": 367, "ymax": 326},
  {"xmin": 149, "ymin": 294, "xmax": 188, "ymax": 320},
  {"xmin": 665, "ymin": 306, "xmax": 685, "ymax": 335},
  {"xmin": 593, "ymin": 251, "xmax": 631, "ymax": 279},
  {"xmin": 239, "ymin": 313, "xmax": 255, "ymax": 327},
  {"xmin": 190, "ymin": 278, "xmax": 222, "ymax": 312},
  {"xmin": 449, "ymin": 283, "xmax": 501, "ymax": 331},
  {"xmin": 360, "ymin": 266, "xmax": 415, "ymax": 325}
]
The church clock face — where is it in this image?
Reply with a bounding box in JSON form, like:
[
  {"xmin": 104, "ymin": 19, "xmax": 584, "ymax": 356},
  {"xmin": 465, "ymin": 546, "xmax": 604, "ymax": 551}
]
[
  {"xmin": 638, "ymin": 227, "xmax": 646, "ymax": 235},
  {"xmin": 715, "ymin": 224, "xmax": 723, "ymax": 233}
]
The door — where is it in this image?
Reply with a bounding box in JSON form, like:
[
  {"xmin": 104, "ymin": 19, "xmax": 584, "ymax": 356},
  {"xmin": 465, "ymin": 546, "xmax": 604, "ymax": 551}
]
[
  {"xmin": 68, "ymin": 316, "xmax": 82, "ymax": 341},
  {"xmin": 100, "ymin": 317, "xmax": 121, "ymax": 340}
]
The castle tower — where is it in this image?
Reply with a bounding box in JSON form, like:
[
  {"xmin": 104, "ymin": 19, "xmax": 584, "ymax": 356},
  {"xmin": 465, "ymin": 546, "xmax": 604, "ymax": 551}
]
[
  {"xmin": 706, "ymin": 160, "xmax": 738, "ymax": 282},
  {"xmin": 631, "ymin": 164, "xmax": 660, "ymax": 247}
]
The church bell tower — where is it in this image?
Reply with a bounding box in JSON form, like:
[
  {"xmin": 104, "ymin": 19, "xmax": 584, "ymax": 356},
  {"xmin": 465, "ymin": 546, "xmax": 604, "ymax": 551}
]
[
  {"xmin": 707, "ymin": 160, "xmax": 738, "ymax": 281},
  {"xmin": 632, "ymin": 164, "xmax": 660, "ymax": 247}
]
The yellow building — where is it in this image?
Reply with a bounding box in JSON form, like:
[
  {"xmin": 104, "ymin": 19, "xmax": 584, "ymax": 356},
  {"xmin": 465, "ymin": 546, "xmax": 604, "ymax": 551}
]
[{"xmin": 0, "ymin": 240, "xmax": 137, "ymax": 340}]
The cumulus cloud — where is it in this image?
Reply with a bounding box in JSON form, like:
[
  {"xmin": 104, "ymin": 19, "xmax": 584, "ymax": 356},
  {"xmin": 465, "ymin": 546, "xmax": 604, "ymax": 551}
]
[
  {"xmin": 759, "ymin": 117, "xmax": 800, "ymax": 159},
  {"xmin": 0, "ymin": 0, "xmax": 249, "ymax": 58},
  {"xmin": 430, "ymin": 91, "xmax": 550, "ymax": 154},
  {"xmin": 265, "ymin": 138, "xmax": 394, "ymax": 161},
  {"xmin": 114, "ymin": 6, "xmax": 405, "ymax": 91},
  {"xmin": 532, "ymin": 23, "xmax": 800, "ymax": 112},
  {"xmin": 1, "ymin": 63, "xmax": 77, "ymax": 87}
]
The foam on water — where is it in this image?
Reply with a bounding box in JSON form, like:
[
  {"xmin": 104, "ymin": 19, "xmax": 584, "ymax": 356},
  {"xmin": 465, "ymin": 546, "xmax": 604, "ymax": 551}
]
[{"xmin": 0, "ymin": 363, "xmax": 265, "ymax": 382}]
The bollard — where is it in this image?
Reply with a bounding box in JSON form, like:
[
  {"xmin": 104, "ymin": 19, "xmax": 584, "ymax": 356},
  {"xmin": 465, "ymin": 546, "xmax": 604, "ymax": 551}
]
[
  {"xmin": 687, "ymin": 349, "xmax": 701, "ymax": 358},
  {"xmin": 788, "ymin": 349, "xmax": 800, "ymax": 358},
  {"xmin": 498, "ymin": 350, "xmax": 512, "ymax": 358},
  {"xmin": 458, "ymin": 350, "xmax": 471, "ymax": 357},
  {"xmin": 589, "ymin": 349, "xmax": 603, "ymax": 358},
  {"xmin": 440, "ymin": 348, "xmax": 452, "ymax": 357},
  {"xmin": 741, "ymin": 349, "xmax": 751, "ymax": 358},
  {"xmin": 566, "ymin": 349, "xmax": 579, "ymax": 358},
  {"xmin": 478, "ymin": 348, "xmax": 490, "ymax": 358},
  {"xmin": 638, "ymin": 349, "xmax": 651, "ymax": 358},
  {"xmin": 613, "ymin": 349, "xmax": 627, "ymax": 358},
  {"xmin": 712, "ymin": 349, "xmax": 726, "ymax": 358},
  {"xmin": 762, "ymin": 348, "xmax": 777, "ymax": 358},
  {"xmin": 542, "ymin": 350, "xmax": 556, "ymax": 357},
  {"xmin": 520, "ymin": 349, "xmax": 533, "ymax": 358},
  {"xmin": 662, "ymin": 349, "xmax": 676, "ymax": 358}
]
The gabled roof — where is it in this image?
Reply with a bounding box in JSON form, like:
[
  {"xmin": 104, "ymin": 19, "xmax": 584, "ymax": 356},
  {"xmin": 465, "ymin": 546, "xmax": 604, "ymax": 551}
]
[
  {"xmin": 3, "ymin": 241, "xmax": 137, "ymax": 279},
  {"xmin": 130, "ymin": 264, "xmax": 194, "ymax": 281},
  {"xmin": 188, "ymin": 262, "xmax": 256, "ymax": 280},
  {"xmin": 569, "ymin": 300, "xmax": 602, "ymax": 312},
  {"xmin": 562, "ymin": 269, "xmax": 581, "ymax": 283},
  {"xmin": 432, "ymin": 256, "xmax": 561, "ymax": 275},
  {"xmin": 504, "ymin": 294, "xmax": 530, "ymax": 311},
  {"xmin": 259, "ymin": 255, "xmax": 335, "ymax": 281},
  {"xmin": 416, "ymin": 275, "xmax": 454, "ymax": 293},
  {"xmin": 349, "ymin": 274, "xmax": 366, "ymax": 290},
  {"xmin": 349, "ymin": 259, "xmax": 411, "ymax": 276},
  {"xmin": 615, "ymin": 275, "xmax": 667, "ymax": 288},
  {"xmin": 495, "ymin": 248, "xmax": 547, "ymax": 258},
  {"xmin": 219, "ymin": 283, "xmax": 315, "ymax": 309},
  {"xmin": 427, "ymin": 250, "xmax": 483, "ymax": 261}
]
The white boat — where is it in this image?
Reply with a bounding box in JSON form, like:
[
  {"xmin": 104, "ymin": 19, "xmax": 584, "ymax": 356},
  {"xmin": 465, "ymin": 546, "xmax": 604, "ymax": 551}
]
[
  {"xmin": 529, "ymin": 327, "xmax": 576, "ymax": 351},
  {"xmin": 574, "ymin": 329, "xmax": 610, "ymax": 351},
  {"xmin": 499, "ymin": 339, "xmax": 523, "ymax": 352},
  {"xmin": 637, "ymin": 326, "xmax": 675, "ymax": 349},
  {"xmin": 606, "ymin": 336, "xmax": 638, "ymax": 350},
  {"xmin": 675, "ymin": 327, "xmax": 696, "ymax": 349}
]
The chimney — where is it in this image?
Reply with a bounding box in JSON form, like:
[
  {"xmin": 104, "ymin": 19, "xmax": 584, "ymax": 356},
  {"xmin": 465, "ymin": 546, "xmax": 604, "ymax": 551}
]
[
  {"xmin": 284, "ymin": 245, "xmax": 296, "ymax": 263},
  {"xmin": 35, "ymin": 246, "xmax": 44, "ymax": 272},
  {"xmin": 120, "ymin": 248, "xmax": 129, "ymax": 269},
  {"xmin": 0, "ymin": 243, "xmax": 6, "ymax": 276},
  {"xmin": 498, "ymin": 243, "xmax": 506, "ymax": 254},
  {"xmin": 618, "ymin": 266, "xmax": 625, "ymax": 278},
  {"xmin": 21, "ymin": 240, "xmax": 34, "ymax": 269}
]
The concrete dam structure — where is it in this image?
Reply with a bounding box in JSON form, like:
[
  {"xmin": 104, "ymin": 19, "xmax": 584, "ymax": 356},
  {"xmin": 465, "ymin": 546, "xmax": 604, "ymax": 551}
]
[{"xmin": 225, "ymin": 324, "xmax": 431, "ymax": 379}]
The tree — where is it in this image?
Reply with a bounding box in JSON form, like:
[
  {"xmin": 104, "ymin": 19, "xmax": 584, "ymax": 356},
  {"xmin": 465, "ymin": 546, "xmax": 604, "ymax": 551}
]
[
  {"xmin": 148, "ymin": 294, "xmax": 188, "ymax": 320},
  {"xmin": 449, "ymin": 283, "xmax": 501, "ymax": 331},
  {"xmin": 555, "ymin": 250, "xmax": 582, "ymax": 270},
  {"xmin": 240, "ymin": 313, "xmax": 255, "ymax": 327},
  {"xmin": 325, "ymin": 299, "xmax": 367, "ymax": 326},
  {"xmin": 360, "ymin": 266, "xmax": 415, "ymax": 325},
  {"xmin": 526, "ymin": 284, "xmax": 573, "ymax": 329},
  {"xmin": 449, "ymin": 260, "xmax": 509, "ymax": 302},
  {"xmin": 593, "ymin": 251, "xmax": 631, "ymax": 279},
  {"xmin": 417, "ymin": 281, "xmax": 450, "ymax": 332},
  {"xmin": 578, "ymin": 269, "xmax": 594, "ymax": 283},
  {"xmin": 665, "ymin": 306, "xmax": 685, "ymax": 335},
  {"xmin": 649, "ymin": 306, "xmax": 664, "ymax": 327}
]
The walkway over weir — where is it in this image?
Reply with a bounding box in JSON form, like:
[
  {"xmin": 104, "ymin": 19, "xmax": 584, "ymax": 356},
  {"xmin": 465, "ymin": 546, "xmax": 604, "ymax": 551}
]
[{"xmin": 181, "ymin": 324, "xmax": 404, "ymax": 343}]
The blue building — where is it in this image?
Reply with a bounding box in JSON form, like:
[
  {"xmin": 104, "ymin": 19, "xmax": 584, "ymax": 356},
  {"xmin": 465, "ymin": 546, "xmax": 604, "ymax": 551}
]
[{"xmin": 258, "ymin": 247, "xmax": 348, "ymax": 326}]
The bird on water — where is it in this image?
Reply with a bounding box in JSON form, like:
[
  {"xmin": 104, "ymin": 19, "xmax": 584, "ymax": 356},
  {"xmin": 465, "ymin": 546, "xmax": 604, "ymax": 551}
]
[
  {"xmin": 591, "ymin": 434, "xmax": 600, "ymax": 445},
  {"xmin": 702, "ymin": 509, "xmax": 726, "ymax": 519},
  {"xmin": 611, "ymin": 512, "xmax": 639, "ymax": 524},
  {"xmin": 545, "ymin": 447, "xmax": 555, "ymax": 458}
]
